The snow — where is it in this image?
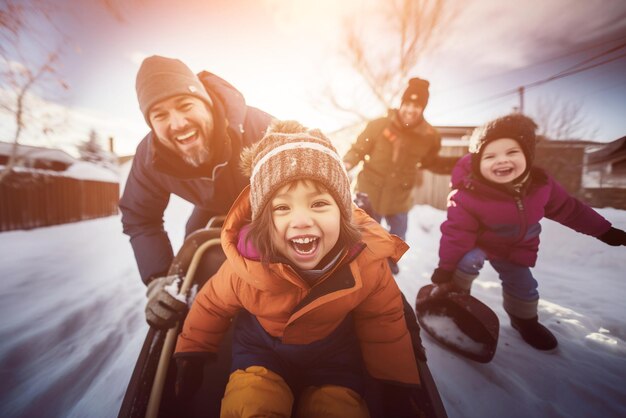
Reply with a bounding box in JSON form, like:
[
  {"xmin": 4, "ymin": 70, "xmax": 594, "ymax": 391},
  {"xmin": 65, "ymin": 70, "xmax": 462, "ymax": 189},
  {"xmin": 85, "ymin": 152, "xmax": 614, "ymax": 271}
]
[
  {"xmin": 421, "ymin": 314, "xmax": 487, "ymax": 356},
  {"xmin": 1, "ymin": 193, "xmax": 625, "ymax": 418},
  {"xmin": 163, "ymin": 277, "xmax": 187, "ymax": 304}
]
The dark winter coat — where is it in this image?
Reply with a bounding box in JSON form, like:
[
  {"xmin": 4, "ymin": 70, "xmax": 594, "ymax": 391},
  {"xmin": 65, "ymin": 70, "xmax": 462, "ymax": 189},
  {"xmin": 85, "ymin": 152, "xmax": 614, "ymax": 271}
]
[
  {"xmin": 438, "ymin": 154, "xmax": 612, "ymax": 271},
  {"xmin": 119, "ymin": 71, "xmax": 273, "ymax": 283},
  {"xmin": 175, "ymin": 186, "xmax": 420, "ymax": 386},
  {"xmin": 343, "ymin": 110, "xmax": 455, "ymax": 215}
]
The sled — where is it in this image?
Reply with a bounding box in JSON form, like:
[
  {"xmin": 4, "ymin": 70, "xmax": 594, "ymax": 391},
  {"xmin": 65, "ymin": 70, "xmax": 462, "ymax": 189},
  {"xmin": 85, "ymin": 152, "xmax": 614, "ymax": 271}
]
[
  {"xmin": 415, "ymin": 284, "xmax": 499, "ymax": 363},
  {"xmin": 118, "ymin": 217, "xmax": 448, "ymax": 418}
]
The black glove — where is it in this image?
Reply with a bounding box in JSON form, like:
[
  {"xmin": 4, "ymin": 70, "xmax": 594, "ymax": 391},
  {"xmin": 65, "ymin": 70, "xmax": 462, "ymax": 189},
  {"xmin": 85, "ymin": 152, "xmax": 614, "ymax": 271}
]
[
  {"xmin": 430, "ymin": 267, "xmax": 453, "ymax": 284},
  {"xmin": 597, "ymin": 227, "xmax": 626, "ymax": 246},
  {"xmin": 429, "ymin": 268, "xmax": 468, "ymax": 299},
  {"xmin": 145, "ymin": 275, "xmax": 188, "ymax": 329},
  {"xmin": 401, "ymin": 294, "xmax": 426, "ymax": 362},
  {"xmin": 174, "ymin": 355, "xmax": 207, "ymax": 403},
  {"xmin": 381, "ymin": 382, "xmax": 425, "ymax": 418}
]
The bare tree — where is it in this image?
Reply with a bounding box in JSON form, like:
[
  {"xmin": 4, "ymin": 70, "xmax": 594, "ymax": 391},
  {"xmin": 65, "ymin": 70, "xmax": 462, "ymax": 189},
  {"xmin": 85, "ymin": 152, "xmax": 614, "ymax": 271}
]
[
  {"xmin": 0, "ymin": 0, "xmax": 68, "ymax": 183},
  {"xmin": 529, "ymin": 96, "xmax": 599, "ymax": 141},
  {"xmin": 322, "ymin": 0, "xmax": 457, "ymax": 124},
  {"xmin": 0, "ymin": 1, "xmax": 123, "ymax": 184}
]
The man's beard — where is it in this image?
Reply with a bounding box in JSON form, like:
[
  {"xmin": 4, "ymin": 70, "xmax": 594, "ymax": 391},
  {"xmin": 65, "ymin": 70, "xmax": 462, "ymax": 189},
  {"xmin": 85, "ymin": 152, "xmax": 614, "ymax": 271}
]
[
  {"xmin": 168, "ymin": 120, "xmax": 213, "ymax": 167},
  {"xmin": 182, "ymin": 145, "xmax": 211, "ymax": 167}
]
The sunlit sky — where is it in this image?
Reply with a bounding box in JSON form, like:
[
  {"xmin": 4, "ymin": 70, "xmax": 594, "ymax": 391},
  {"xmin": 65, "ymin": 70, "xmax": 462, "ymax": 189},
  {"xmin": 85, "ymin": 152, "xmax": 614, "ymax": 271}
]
[{"xmin": 3, "ymin": 0, "xmax": 626, "ymax": 156}]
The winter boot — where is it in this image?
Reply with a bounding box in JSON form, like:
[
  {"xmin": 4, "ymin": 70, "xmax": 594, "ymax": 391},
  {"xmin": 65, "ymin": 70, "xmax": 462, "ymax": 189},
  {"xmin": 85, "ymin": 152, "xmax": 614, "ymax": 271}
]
[
  {"xmin": 503, "ymin": 292, "xmax": 557, "ymax": 351},
  {"xmin": 509, "ymin": 314, "xmax": 558, "ymax": 351}
]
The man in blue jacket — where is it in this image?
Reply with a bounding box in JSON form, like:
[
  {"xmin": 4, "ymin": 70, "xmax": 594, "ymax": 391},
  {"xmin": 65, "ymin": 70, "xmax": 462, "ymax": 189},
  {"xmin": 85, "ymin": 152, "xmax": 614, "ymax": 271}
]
[{"xmin": 119, "ymin": 55, "xmax": 273, "ymax": 329}]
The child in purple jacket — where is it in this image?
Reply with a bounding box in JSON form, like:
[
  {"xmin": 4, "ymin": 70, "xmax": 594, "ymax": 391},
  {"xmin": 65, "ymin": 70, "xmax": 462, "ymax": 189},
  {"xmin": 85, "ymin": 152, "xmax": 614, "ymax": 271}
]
[{"xmin": 429, "ymin": 113, "xmax": 626, "ymax": 351}]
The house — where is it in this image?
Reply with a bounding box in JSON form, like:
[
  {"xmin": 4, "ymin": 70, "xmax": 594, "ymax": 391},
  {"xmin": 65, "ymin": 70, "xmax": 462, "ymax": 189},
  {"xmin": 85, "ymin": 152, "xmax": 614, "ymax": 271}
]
[
  {"xmin": 0, "ymin": 142, "xmax": 120, "ymax": 231},
  {"xmin": 0, "ymin": 141, "xmax": 76, "ymax": 172},
  {"xmin": 584, "ymin": 136, "xmax": 626, "ymax": 188},
  {"xmin": 580, "ymin": 136, "xmax": 626, "ymax": 209}
]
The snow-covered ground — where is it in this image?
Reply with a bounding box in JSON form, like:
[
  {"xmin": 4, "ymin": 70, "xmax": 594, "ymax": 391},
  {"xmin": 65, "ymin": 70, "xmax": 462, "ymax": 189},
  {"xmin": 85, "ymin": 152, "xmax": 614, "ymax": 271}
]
[{"xmin": 0, "ymin": 194, "xmax": 625, "ymax": 418}]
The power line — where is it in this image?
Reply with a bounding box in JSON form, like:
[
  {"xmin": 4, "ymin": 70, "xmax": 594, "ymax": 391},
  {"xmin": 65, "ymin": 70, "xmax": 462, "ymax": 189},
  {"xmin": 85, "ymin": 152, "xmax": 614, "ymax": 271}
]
[
  {"xmin": 524, "ymin": 51, "xmax": 626, "ymax": 90},
  {"xmin": 550, "ymin": 42, "xmax": 626, "ymax": 77},
  {"xmin": 433, "ymin": 49, "xmax": 626, "ymax": 117},
  {"xmin": 432, "ymin": 33, "xmax": 626, "ymax": 95}
]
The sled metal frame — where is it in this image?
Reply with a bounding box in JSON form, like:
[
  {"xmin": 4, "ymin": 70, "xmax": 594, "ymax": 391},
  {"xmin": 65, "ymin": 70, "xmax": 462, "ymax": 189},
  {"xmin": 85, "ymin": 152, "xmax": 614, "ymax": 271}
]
[{"xmin": 146, "ymin": 237, "xmax": 222, "ymax": 418}]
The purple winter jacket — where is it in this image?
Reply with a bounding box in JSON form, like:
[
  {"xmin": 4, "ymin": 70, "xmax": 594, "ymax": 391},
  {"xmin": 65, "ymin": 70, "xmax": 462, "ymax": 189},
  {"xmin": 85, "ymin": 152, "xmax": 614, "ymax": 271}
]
[{"xmin": 438, "ymin": 154, "xmax": 612, "ymax": 271}]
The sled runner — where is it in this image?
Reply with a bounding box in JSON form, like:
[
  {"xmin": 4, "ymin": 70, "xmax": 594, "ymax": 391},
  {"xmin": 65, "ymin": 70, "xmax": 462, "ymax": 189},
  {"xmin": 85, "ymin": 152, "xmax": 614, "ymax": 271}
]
[
  {"xmin": 118, "ymin": 217, "xmax": 448, "ymax": 418},
  {"xmin": 415, "ymin": 284, "xmax": 499, "ymax": 363}
]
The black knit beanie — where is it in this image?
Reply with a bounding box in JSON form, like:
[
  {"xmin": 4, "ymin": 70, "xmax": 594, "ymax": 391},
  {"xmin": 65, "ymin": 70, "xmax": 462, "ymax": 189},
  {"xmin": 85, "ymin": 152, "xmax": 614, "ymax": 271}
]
[
  {"xmin": 469, "ymin": 113, "xmax": 538, "ymax": 179},
  {"xmin": 401, "ymin": 77, "xmax": 430, "ymax": 108},
  {"xmin": 135, "ymin": 55, "xmax": 213, "ymax": 125}
]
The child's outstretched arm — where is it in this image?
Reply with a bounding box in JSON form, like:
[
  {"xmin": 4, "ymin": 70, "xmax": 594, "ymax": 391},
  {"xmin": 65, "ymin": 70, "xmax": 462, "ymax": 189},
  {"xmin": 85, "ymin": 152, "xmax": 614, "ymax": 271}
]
[{"xmin": 543, "ymin": 176, "xmax": 615, "ymax": 239}]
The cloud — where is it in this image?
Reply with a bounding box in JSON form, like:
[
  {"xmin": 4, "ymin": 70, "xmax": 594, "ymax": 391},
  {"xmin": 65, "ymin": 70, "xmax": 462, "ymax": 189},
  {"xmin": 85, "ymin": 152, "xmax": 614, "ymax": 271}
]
[{"xmin": 439, "ymin": 0, "xmax": 626, "ymax": 72}]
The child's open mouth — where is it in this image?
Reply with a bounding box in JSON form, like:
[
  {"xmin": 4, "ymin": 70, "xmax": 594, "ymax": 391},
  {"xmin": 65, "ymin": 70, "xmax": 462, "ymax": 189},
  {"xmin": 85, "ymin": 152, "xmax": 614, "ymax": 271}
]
[
  {"xmin": 290, "ymin": 236, "xmax": 319, "ymax": 255},
  {"xmin": 493, "ymin": 167, "xmax": 514, "ymax": 177}
]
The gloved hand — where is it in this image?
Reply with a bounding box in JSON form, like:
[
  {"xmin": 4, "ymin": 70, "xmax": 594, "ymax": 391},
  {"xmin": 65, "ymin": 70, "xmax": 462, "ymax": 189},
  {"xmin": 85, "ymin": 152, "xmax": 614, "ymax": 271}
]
[
  {"xmin": 429, "ymin": 268, "xmax": 468, "ymax": 298},
  {"xmin": 145, "ymin": 274, "xmax": 188, "ymax": 329},
  {"xmin": 429, "ymin": 281, "xmax": 469, "ymax": 299},
  {"xmin": 174, "ymin": 355, "xmax": 206, "ymax": 403},
  {"xmin": 430, "ymin": 267, "xmax": 453, "ymax": 284},
  {"xmin": 597, "ymin": 227, "xmax": 626, "ymax": 246}
]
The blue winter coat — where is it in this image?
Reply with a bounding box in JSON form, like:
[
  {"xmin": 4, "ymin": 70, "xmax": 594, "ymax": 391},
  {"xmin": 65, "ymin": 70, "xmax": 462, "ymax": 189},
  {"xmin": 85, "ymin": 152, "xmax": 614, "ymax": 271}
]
[{"xmin": 119, "ymin": 71, "xmax": 273, "ymax": 283}]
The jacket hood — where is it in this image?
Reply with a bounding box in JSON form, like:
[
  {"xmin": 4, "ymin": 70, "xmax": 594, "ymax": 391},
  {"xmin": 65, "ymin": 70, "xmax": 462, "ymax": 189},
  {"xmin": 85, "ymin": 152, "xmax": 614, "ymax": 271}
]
[
  {"xmin": 198, "ymin": 71, "xmax": 248, "ymax": 133},
  {"xmin": 450, "ymin": 154, "xmax": 473, "ymax": 189},
  {"xmin": 221, "ymin": 186, "xmax": 408, "ymax": 293}
]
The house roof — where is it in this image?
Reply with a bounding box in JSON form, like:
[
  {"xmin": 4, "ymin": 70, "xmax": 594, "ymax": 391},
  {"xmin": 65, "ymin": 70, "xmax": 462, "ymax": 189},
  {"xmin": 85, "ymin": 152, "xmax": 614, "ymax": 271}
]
[
  {"xmin": 586, "ymin": 136, "xmax": 626, "ymax": 164},
  {"xmin": 0, "ymin": 141, "xmax": 76, "ymax": 166}
]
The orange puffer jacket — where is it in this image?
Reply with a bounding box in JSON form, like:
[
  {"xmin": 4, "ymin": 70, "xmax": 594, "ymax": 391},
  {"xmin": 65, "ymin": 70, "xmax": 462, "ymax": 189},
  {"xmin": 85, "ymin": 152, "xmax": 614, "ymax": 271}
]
[{"xmin": 175, "ymin": 187, "xmax": 420, "ymax": 385}]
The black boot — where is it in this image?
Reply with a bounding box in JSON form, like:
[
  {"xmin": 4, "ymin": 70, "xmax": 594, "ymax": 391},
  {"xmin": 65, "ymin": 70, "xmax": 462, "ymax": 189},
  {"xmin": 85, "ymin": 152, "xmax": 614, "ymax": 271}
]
[{"xmin": 509, "ymin": 315, "xmax": 558, "ymax": 351}]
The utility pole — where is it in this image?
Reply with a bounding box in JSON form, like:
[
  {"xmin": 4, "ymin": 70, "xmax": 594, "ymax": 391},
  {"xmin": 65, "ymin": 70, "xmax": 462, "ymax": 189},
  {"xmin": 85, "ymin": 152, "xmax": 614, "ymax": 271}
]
[{"xmin": 518, "ymin": 86, "xmax": 525, "ymax": 114}]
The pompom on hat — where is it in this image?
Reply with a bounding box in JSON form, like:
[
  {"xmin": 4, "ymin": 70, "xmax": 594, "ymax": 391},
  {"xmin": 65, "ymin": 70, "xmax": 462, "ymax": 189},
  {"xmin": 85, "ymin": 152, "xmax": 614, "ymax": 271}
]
[
  {"xmin": 468, "ymin": 113, "xmax": 539, "ymax": 178},
  {"xmin": 240, "ymin": 120, "xmax": 352, "ymax": 221},
  {"xmin": 401, "ymin": 77, "xmax": 430, "ymax": 108},
  {"xmin": 135, "ymin": 55, "xmax": 213, "ymax": 125}
]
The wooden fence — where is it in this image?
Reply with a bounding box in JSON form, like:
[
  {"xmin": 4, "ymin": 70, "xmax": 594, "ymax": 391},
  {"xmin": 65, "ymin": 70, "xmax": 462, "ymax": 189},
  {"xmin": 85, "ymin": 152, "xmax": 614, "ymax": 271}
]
[
  {"xmin": 0, "ymin": 171, "xmax": 119, "ymax": 232},
  {"xmin": 412, "ymin": 145, "xmax": 467, "ymax": 210}
]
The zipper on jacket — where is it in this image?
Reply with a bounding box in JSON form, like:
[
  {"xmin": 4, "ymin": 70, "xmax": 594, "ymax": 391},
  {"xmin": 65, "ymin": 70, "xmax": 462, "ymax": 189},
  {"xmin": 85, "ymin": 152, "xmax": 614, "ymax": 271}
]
[{"xmin": 514, "ymin": 196, "xmax": 528, "ymax": 242}]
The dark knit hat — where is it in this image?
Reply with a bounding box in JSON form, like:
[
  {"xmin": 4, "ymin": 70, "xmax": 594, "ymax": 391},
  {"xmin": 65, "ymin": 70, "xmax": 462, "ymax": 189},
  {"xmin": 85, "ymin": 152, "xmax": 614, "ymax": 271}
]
[
  {"xmin": 401, "ymin": 77, "xmax": 430, "ymax": 108},
  {"xmin": 135, "ymin": 55, "xmax": 213, "ymax": 125},
  {"xmin": 469, "ymin": 113, "xmax": 538, "ymax": 177},
  {"xmin": 240, "ymin": 120, "xmax": 352, "ymax": 221}
]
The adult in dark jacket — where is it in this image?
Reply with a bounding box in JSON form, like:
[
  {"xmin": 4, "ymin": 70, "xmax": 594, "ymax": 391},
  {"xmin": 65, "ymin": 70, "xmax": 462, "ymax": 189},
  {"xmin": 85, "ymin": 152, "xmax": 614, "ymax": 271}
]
[
  {"xmin": 119, "ymin": 55, "xmax": 273, "ymax": 329},
  {"xmin": 343, "ymin": 78, "xmax": 458, "ymax": 273}
]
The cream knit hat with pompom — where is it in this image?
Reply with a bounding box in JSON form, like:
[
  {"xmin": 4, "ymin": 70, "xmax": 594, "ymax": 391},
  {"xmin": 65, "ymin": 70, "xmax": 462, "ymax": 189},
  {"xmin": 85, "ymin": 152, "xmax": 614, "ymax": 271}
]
[{"xmin": 240, "ymin": 120, "xmax": 352, "ymax": 221}]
